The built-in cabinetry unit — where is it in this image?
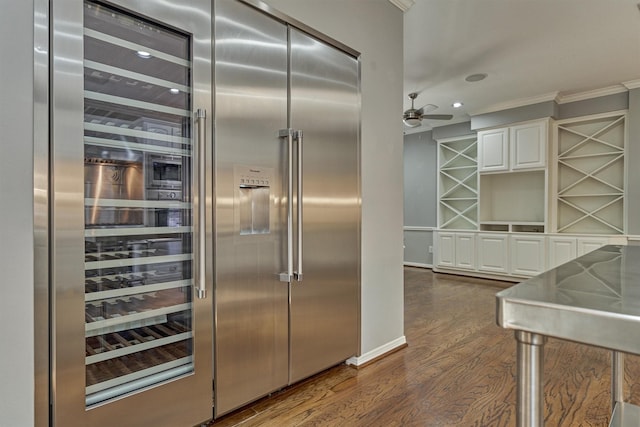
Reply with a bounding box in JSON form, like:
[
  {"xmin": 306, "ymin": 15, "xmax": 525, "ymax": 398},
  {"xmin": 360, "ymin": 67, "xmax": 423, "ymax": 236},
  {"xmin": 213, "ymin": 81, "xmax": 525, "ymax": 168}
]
[{"xmin": 434, "ymin": 113, "xmax": 630, "ymax": 281}]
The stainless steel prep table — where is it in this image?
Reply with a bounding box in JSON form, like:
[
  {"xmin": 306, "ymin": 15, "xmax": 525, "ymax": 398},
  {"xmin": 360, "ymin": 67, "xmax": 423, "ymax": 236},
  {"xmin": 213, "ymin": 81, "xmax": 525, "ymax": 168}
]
[{"xmin": 496, "ymin": 245, "xmax": 640, "ymax": 427}]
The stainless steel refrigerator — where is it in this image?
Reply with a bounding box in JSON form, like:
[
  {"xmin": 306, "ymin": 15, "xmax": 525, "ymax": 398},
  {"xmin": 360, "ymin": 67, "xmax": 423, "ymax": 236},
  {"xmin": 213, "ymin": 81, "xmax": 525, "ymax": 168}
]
[
  {"xmin": 50, "ymin": 1, "xmax": 214, "ymax": 425},
  {"xmin": 213, "ymin": 0, "xmax": 361, "ymax": 417}
]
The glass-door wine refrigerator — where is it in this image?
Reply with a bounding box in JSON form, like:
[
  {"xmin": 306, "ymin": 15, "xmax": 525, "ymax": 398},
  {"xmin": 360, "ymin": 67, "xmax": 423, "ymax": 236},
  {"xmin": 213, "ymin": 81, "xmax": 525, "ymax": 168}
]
[{"xmin": 50, "ymin": 1, "xmax": 213, "ymax": 425}]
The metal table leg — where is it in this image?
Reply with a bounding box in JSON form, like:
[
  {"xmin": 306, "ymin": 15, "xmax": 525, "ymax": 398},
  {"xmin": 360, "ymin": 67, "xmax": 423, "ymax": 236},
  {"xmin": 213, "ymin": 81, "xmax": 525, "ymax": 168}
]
[
  {"xmin": 516, "ymin": 330, "xmax": 547, "ymax": 427},
  {"xmin": 611, "ymin": 350, "xmax": 624, "ymax": 411}
]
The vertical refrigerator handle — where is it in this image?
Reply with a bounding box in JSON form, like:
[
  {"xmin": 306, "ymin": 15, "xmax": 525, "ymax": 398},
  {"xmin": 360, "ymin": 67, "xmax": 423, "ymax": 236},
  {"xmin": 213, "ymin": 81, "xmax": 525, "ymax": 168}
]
[
  {"xmin": 195, "ymin": 109, "xmax": 207, "ymax": 299},
  {"xmin": 294, "ymin": 130, "xmax": 303, "ymax": 282},
  {"xmin": 278, "ymin": 129, "xmax": 294, "ymax": 283}
]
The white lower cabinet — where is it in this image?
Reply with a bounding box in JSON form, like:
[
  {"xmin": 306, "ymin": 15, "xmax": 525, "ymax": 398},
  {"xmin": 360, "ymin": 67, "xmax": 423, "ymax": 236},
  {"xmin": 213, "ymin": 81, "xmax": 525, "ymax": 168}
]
[
  {"xmin": 510, "ymin": 235, "xmax": 546, "ymax": 276},
  {"xmin": 436, "ymin": 231, "xmax": 624, "ymax": 279},
  {"xmin": 455, "ymin": 233, "xmax": 475, "ymax": 269},
  {"xmin": 577, "ymin": 237, "xmax": 609, "ymax": 256},
  {"xmin": 547, "ymin": 236, "xmax": 609, "ymax": 269},
  {"xmin": 477, "ymin": 233, "xmax": 509, "ymax": 273},
  {"xmin": 436, "ymin": 232, "xmax": 475, "ymax": 269},
  {"xmin": 547, "ymin": 236, "xmax": 577, "ymax": 269},
  {"xmin": 437, "ymin": 233, "xmax": 455, "ymax": 267}
]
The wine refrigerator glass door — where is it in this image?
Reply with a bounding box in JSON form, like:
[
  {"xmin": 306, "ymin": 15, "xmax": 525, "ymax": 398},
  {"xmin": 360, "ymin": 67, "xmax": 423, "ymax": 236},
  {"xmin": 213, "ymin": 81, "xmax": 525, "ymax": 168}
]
[{"xmin": 51, "ymin": 1, "xmax": 212, "ymax": 426}]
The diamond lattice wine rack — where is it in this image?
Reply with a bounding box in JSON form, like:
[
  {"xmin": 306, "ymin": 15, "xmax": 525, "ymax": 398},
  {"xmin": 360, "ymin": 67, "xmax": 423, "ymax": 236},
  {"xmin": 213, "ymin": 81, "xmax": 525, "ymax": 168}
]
[
  {"xmin": 556, "ymin": 112, "xmax": 626, "ymax": 234},
  {"xmin": 438, "ymin": 136, "xmax": 478, "ymax": 230}
]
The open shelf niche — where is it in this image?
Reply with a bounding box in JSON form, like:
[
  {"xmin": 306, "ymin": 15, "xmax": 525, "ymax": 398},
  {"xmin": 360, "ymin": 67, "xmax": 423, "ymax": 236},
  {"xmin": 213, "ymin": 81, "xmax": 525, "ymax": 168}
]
[
  {"xmin": 479, "ymin": 170, "xmax": 546, "ymax": 232},
  {"xmin": 438, "ymin": 135, "xmax": 478, "ymax": 230},
  {"xmin": 555, "ymin": 112, "xmax": 626, "ymax": 235}
]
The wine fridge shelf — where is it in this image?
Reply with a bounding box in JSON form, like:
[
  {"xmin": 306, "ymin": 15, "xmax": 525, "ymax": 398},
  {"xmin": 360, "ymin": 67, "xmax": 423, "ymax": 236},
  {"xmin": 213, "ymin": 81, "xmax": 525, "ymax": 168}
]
[{"xmin": 86, "ymin": 321, "xmax": 192, "ymax": 365}]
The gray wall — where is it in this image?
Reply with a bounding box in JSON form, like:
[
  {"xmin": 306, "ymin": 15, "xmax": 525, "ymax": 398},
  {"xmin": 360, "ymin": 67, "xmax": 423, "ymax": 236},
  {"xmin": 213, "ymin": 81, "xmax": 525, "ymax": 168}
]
[
  {"xmin": 404, "ymin": 131, "xmax": 437, "ymax": 226},
  {"xmin": 403, "ymin": 131, "xmax": 436, "ymax": 266},
  {"xmin": 1, "ymin": 1, "xmax": 35, "ymax": 425}
]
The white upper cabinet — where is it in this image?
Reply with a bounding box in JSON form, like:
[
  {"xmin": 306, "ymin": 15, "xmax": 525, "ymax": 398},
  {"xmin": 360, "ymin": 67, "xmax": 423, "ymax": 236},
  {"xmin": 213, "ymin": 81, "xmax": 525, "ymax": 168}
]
[
  {"xmin": 478, "ymin": 120, "xmax": 547, "ymax": 172},
  {"xmin": 478, "ymin": 128, "xmax": 509, "ymax": 171},
  {"xmin": 511, "ymin": 121, "xmax": 547, "ymax": 170}
]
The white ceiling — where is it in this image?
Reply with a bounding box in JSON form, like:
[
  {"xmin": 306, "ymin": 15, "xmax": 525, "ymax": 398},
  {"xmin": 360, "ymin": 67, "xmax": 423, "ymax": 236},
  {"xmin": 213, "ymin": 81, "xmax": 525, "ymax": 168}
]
[{"xmin": 401, "ymin": 0, "xmax": 640, "ymax": 133}]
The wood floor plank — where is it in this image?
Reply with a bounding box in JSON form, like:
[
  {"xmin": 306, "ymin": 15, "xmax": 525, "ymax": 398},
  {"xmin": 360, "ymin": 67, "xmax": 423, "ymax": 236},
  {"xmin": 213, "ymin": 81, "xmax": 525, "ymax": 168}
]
[{"xmin": 210, "ymin": 267, "xmax": 640, "ymax": 426}]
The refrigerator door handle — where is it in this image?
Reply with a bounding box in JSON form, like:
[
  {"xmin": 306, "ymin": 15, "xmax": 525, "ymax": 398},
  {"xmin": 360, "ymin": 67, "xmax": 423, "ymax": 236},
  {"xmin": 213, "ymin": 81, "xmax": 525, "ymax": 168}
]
[
  {"xmin": 294, "ymin": 130, "xmax": 303, "ymax": 282},
  {"xmin": 278, "ymin": 128, "xmax": 295, "ymax": 283},
  {"xmin": 195, "ymin": 108, "xmax": 207, "ymax": 299}
]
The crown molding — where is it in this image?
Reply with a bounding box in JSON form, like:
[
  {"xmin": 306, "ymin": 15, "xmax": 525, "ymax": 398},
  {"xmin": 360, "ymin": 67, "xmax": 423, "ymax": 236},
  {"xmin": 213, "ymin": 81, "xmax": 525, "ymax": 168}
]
[
  {"xmin": 469, "ymin": 82, "xmax": 636, "ymax": 117},
  {"xmin": 389, "ymin": 0, "xmax": 415, "ymax": 12},
  {"xmin": 556, "ymin": 84, "xmax": 628, "ymax": 104},
  {"xmin": 623, "ymin": 79, "xmax": 640, "ymax": 90},
  {"xmin": 470, "ymin": 92, "xmax": 559, "ymax": 116}
]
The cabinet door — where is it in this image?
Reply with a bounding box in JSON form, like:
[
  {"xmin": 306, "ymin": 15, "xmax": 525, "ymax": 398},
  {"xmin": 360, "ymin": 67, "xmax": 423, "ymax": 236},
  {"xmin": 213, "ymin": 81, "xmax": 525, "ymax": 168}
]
[
  {"xmin": 510, "ymin": 235, "xmax": 546, "ymax": 276},
  {"xmin": 510, "ymin": 121, "xmax": 546, "ymax": 170},
  {"xmin": 437, "ymin": 233, "xmax": 455, "ymax": 267},
  {"xmin": 478, "ymin": 128, "xmax": 509, "ymax": 172},
  {"xmin": 455, "ymin": 233, "xmax": 475, "ymax": 269},
  {"xmin": 477, "ymin": 233, "xmax": 509, "ymax": 273},
  {"xmin": 577, "ymin": 237, "xmax": 608, "ymax": 256},
  {"xmin": 548, "ymin": 237, "xmax": 577, "ymax": 269}
]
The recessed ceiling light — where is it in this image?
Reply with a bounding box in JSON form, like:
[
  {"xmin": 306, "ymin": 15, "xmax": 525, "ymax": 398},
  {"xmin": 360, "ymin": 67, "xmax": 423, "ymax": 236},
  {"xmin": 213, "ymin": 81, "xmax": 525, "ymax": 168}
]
[
  {"xmin": 452, "ymin": 102, "xmax": 463, "ymax": 108},
  {"xmin": 136, "ymin": 50, "xmax": 152, "ymax": 59},
  {"xmin": 170, "ymin": 88, "xmax": 180, "ymax": 94},
  {"xmin": 465, "ymin": 73, "xmax": 487, "ymax": 82}
]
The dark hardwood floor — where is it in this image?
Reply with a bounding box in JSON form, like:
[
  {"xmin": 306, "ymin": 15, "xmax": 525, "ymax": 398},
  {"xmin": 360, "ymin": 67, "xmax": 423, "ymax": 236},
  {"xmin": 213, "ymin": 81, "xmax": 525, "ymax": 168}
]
[{"xmin": 209, "ymin": 267, "xmax": 640, "ymax": 426}]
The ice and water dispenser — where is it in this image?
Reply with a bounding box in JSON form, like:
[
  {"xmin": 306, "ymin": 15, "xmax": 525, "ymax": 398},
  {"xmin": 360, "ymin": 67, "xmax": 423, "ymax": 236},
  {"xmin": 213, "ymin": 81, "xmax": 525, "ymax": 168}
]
[{"xmin": 235, "ymin": 165, "xmax": 272, "ymax": 235}]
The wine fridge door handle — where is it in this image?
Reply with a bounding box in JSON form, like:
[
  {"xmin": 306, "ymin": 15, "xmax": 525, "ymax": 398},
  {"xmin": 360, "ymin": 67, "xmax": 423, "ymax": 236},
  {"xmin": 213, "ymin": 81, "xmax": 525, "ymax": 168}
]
[
  {"xmin": 294, "ymin": 130, "xmax": 303, "ymax": 282},
  {"xmin": 278, "ymin": 128, "xmax": 294, "ymax": 283},
  {"xmin": 196, "ymin": 108, "xmax": 207, "ymax": 299}
]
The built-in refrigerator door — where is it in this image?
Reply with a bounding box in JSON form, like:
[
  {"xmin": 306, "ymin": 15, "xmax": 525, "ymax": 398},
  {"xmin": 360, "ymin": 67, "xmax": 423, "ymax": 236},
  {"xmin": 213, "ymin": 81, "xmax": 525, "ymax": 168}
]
[
  {"xmin": 289, "ymin": 29, "xmax": 361, "ymax": 383},
  {"xmin": 51, "ymin": 1, "xmax": 213, "ymax": 426},
  {"xmin": 213, "ymin": 0, "xmax": 290, "ymax": 417}
]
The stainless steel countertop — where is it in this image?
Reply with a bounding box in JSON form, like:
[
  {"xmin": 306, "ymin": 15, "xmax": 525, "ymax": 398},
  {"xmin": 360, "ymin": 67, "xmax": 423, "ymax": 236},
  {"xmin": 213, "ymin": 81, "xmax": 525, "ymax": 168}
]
[{"xmin": 496, "ymin": 245, "xmax": 640, "ymax": 355}]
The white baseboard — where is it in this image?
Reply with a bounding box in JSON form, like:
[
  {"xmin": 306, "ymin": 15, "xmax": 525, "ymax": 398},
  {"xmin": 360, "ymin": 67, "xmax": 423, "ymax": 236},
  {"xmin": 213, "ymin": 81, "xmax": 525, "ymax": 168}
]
[
  {"xmin": 433, "ymin": 266, "xmax": 521, "ymax": 282},
  {"xmin": 403, "ymin": 262, "xmax": 432, "ymax": 269},
  {"xmin": 346, "ymin": 336, "xmax": 407, "ymax": 367}
]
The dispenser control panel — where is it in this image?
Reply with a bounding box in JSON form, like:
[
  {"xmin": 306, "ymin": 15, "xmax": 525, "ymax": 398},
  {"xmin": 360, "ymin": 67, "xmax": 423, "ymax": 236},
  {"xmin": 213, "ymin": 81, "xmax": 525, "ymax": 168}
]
[{"xmin": 234, "ymin": 165, "xmax": 273, "ymax": 235}]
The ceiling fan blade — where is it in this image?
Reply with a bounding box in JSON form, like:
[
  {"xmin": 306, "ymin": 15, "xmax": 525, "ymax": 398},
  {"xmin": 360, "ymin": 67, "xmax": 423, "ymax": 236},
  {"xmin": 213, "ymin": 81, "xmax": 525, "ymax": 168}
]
[
  {"xmin": 419, "ymin": 104, "xmax": 438, "ymax": 114},
  {"xmin": 422, "ymin": 114, "xmax": 453, "ymax": 120}
]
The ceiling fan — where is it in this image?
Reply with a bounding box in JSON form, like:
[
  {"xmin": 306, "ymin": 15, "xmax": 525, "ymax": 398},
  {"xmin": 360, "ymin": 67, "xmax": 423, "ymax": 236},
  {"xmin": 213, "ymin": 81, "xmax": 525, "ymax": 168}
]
[{"xmin": 403, "ymin": 92, "xmax": 453, "ymax": 128}]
